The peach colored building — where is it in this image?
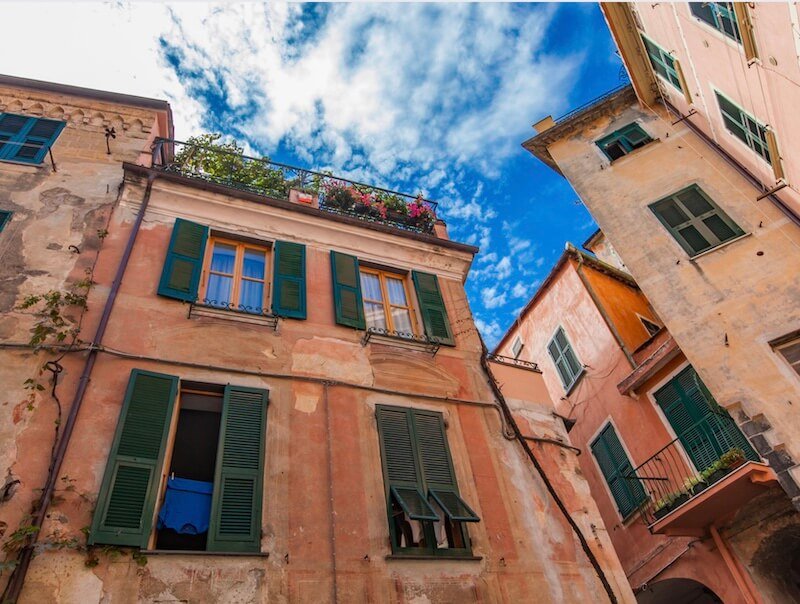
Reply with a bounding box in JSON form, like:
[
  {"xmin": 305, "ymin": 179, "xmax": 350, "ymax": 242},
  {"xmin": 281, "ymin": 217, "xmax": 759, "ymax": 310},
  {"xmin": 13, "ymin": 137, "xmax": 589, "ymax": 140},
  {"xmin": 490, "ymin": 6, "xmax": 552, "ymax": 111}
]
[
  {"xmin": 517, "ymin": 2, "xmax": 800, "ymax": 602},
  {"xmin": 0, "ymin": 77, "xmax": 635, "ymax": 602}
]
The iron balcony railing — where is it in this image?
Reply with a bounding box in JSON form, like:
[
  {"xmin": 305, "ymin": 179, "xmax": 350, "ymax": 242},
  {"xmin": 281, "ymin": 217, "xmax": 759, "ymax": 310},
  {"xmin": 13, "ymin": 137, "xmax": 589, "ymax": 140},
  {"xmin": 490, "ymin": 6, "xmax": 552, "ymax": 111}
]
[
  {"xmin": 149, "ymin": 138, "xmax": 438, "ymax": 234},
  {"xmin": 625, "ymin": 410, "xmax": 760, "ymax": 527},
  {"xmin": 555, "ymin": 83, "xmax": 632, "ymax": 125}
]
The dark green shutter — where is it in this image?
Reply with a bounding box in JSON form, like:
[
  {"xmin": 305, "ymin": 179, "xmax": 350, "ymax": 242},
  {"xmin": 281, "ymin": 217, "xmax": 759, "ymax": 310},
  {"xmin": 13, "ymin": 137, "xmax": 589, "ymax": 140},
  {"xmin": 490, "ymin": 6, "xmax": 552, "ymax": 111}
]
[
  {"xmin": 330, "ymin": 251, "xmax": 365, "ymax": 329},
  {"xmin": 411, "ymin": 271, "xmax": 454, "ymax": 345},
  {"xmin": 207, "ymin": 385, "xmax": 268, "ymax": 552},
  {"xmin": 157, "ymin": 218, "xmax": 208, "ymax": 301},
  {"xmin": 272, "ymin": 241, "xmax": 306, "ymax": 319},
  {"xmin": 591, "ymin": 424, "xmax": 646, "ymax": 518},
  {"xmin": 89, "ymin": 369, "xmax": 179, "ymax": 547}
]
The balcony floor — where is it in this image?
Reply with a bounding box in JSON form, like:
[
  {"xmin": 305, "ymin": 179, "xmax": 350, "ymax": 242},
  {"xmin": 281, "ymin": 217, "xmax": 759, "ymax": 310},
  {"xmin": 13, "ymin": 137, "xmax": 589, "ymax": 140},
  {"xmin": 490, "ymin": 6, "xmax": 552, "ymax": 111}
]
[{"xmin": 650, "ymin": 462, "xmax": 778, "ymax": 537}]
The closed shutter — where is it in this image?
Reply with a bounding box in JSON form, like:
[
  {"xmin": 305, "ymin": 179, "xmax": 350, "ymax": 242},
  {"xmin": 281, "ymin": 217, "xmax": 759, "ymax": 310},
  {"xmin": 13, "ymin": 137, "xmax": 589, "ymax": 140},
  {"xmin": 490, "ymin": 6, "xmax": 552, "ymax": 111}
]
[
  {"xmin": 89, "ymin": 369, "xmax": 179, "ymax": 547},
  {"xmin": 157, "ymin": 218, "xmax": 209, "ymax": 301},
  {"xmin": 411, "ymin": 271, "xmax": 454, "ymax": 345},
  {"xmin": 207, "ymin": 385, "xmax": 268, "ymax": 552},
  {"xmin": 272, "ymin": 241, "xmax": 306, "ymax": 319},
  {"xmin": 673, "ymin": 59, "xmax": 692, "ymax": 105},
  {"xmin": 0, "ymin": 114, "xmax": 65, "ymax": 163},
  {"xmin": 591, "ymin": 424, "xmax": 645, "ymax": 518},
  {"xmin": 765, "ymin": 129, "xmax": 784, "ymax": 181},
  {"xmin": 330, "ymin": 251, "xmax": 365, "ymax": 329}
]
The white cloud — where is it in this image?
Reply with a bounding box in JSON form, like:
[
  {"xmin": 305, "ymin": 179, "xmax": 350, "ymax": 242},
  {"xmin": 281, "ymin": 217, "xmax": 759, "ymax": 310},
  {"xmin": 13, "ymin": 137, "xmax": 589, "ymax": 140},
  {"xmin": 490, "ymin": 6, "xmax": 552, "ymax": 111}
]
[
  {"xmin": 478, "ymin": 252, "xmax": 498, "ymax": 265},
  {"xmin": 496, "ymin": 256, "xmax": 513, "ymax": 280},
  {"xmin": 481, "ymin": 286, "xmax": 507, "ymax": 309},
  {"xmin": 511, "ymin": 281, "xmax": 529, "ymax": 299},
  {"xmin": 474, "ymin": 316, "xmax": 503, "ymax": 347}
]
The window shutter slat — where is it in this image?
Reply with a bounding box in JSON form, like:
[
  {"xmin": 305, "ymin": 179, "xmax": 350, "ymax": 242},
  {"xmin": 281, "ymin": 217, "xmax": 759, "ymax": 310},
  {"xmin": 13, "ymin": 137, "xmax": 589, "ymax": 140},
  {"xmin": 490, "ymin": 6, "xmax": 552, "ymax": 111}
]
[
  {"xmin": 765, "ymin": 129, "xmax": 784, "ymax": 180},
  {"xmin": 673, "ymin": 59, "xmax": 693, "ymax": 105},
  {"xmin": 733, "ymin": 3, "xmax": 758, "ymax": 61},
  {"xmin": 272, "ymin": 241, "xmax": 306, "ymax": 319},
  {"xmin": 157, "ymin": 218, "xmax": 208, "ymax": 301},
  {"xmin": 330, "ymin": 251, "xmax": 365, "ymax": 329},
  {"xmin": 89, "ymin": 369, "xmax": 179, "ymax": 547},
  {"xmin": 207, "ymin": 386, "xmax": 268, "ymax": 552},
  {"xmin": 411, "ymin": 271, "xmax": 454, "ymax": 345},
  {"xmin": 591, "ymin": 425, "xmax": 645, "ymax": 518},
  {"xmin": 377, "ymin": 407, "xmax": 421, "ymax": 487}
]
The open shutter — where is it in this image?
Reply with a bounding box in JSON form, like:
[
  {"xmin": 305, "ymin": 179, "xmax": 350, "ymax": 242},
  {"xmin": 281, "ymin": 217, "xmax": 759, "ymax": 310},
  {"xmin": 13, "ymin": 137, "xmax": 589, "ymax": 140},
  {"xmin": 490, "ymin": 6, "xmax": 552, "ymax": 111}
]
[
  {"xmin": 89, "ymin": 369, "xmax": 178, "ymax": 547},
  {"xmin": 591, "ymin": 425, "xmax": 644, "ymax": 518},
  {"xmin": 272, "ymin": 241, "xmax": 306, "ymax": 319},
  {"xmin": 733, "ymin": 3, "xmax": 758, "ymax": 62},
  {"xmin": 673, "ymin": 59, "xmax": 693, "ymax": 105},
  {"xmin": 330, "ymin": 251, "xmax": 365, "ymax": 329},
  {"xmin": 411, "ymin": 271, "xmax": 454, "ymax": 345},
  {"xmin": 157, "ymin": 218, "xmax": 208, "ymax": 301},
  {"xmin": 207, "ymin": 386, "xmax": 268, "ymax": 552},
  {"xmin": 765, "ymin": 129, "xmax": 784, "ymax": 181},
  {"xmin": 414, "ymin": 411, "xmax": 479, "ymax": 522}
]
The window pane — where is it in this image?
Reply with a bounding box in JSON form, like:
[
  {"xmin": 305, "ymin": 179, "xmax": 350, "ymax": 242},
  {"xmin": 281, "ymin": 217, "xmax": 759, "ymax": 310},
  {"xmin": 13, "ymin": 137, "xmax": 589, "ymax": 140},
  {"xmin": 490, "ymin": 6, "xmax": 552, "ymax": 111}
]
[
  {"xmin": 657, "ymin": 200, "xmax": 690, "ymax": 228},
  {"xmin": 779, "ymin": 342, "xmax": 800, "ymax": 366},
  {"xmin": 555, "ymin": 358, "xmax": 573, "ymax": 387},
  {"xmin": 360, "ymin": 272, "xmax": 383, "ymax": 301},
  {"xmin": 0, "ymin": 114, "xmax": 27, "ymax": 134},
  {"xmin": 604, "ymin": 141, "xmax": 626, "ymax": 160},
  {"xmin": 242, "ymin": 249, "xmax": 266, "ymax": 280},
  {"xmin": 703, "ymin": 214, "xmax": 737, "ymax": 242},
  {"xmin": 678, "ymin": 189, "xmax": 713, "ymax": 217},
  {"xmin": 678, "ymin": 225, "xmax": 711, "ymax": 254},
  {"xmin": 240, "ymin": 280, "xmax": 265, "ymax": 312},
  {"xmin": 722, "ymin": 115, "xmax": 747, "ymax": 143},
  {"xmin": 210, "ymin": 243, "xmax": 236, "ymax": 274},
  {"xmin": 564, "ymin": 347, "xmax": 582, "ymax": 378},
  {"xmin": 364, "ymin": 301, "xmax": 387, "ymax": 329},
  {"xmin": 391, "ymin": 307, "xmax": 413, "ymax": 334},
  {"xmin": 690, "ymin": 2, "xmax": 716, "ymax": 25},
  {"xmin": 206, "ymin": 274, "xmax": 233, "ymax": 306},
  {"xmin": 554, "ymin": 329, "xmax": 568, "ymax": 351},
  {"xmin": 386, "ymin": 277, "xmax": 408, "ymax": 305}
]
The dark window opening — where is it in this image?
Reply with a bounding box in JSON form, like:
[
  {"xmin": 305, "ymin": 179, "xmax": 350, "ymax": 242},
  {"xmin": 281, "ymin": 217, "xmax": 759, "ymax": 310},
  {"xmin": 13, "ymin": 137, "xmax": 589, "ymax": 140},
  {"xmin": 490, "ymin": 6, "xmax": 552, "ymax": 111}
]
[
  {"xmin": 155, "ymin": 388, "xmax": 222, "ymax": 551},
  {"xmin": 596, "ymin": 123, "xmax": 653, "ymax": 161},
  {"xmin": 390, "ymin": 497, "xmax": 467, "ymax": 551},
  {"xmin": 641, "ymin": 317, "xmax": 661, "ymax": 337}
]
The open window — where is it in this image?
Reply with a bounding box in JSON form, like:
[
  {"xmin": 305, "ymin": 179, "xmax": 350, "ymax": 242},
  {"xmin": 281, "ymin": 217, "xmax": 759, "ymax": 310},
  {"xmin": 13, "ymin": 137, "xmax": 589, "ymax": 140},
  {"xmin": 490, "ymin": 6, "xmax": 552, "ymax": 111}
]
[
  {"xmin": 639, "ymin": 316, "xmax": 661, "ymax": 338},
  {"xmin": 596, "ymin": 123, "xmax": 653, "ymax": 161},
  {"xmin": 359, "ymin": 267, "xmax": 417, "ymax": 335},
  {"xmin": 0, "ymin": 113, "xmax": 65, "ymax": 164}
]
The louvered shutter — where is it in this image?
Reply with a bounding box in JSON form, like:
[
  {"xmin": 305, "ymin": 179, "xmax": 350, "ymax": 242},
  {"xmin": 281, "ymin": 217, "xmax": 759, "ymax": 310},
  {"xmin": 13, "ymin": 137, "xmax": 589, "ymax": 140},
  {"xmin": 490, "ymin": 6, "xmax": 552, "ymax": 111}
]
[
  {"xmin": 272, "ymin": 241, "xmax": 306, "ymax": 319},
  {"xmin": 765, "ymin": 129, "xmax": 784, "ymax": 180},
  {"xmin": 89, "ymin": 369, "xmax": 178, "ymax": 547},
  {"xmin": 414, "ymin": 411, "xmax": 479, "ymax": 522},
  {"xmin": 14, "ymin": 118, "xmax": 65, "ymax": 163},
  {"xmin": 157, "ymin": 218, "xmax": 208, "ymax": 301},
  {"xmin": 207, "ymin": 385, "xmax": 268, "ymax": 552},
  {"xmin": 591, "ymin": 425, "xmax": 645, "ymax": 518},
  {"xmin": 330, "ymin": 251, "xmax": 365, "ymax": 329},
  {"xmin": 376, "ymin": 406, "xmax": 437, "ymax": 521},
  {"xmin": 411, "ymin": 271, "xmax": 454, "ymax": 345}
]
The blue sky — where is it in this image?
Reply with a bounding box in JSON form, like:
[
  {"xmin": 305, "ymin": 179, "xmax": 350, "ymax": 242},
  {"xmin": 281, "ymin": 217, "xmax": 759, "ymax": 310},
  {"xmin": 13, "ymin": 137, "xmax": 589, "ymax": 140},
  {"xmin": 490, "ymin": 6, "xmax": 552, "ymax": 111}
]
[{"xmin": 2, "ymin": 2, "xmax": 623, "ymax": 347}]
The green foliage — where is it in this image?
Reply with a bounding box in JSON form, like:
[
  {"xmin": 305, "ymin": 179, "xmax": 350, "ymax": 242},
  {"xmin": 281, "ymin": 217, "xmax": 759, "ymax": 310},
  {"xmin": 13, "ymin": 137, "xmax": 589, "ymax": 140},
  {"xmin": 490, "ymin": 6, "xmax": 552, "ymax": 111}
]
[
  {"xmin": 16, "ymin": 274, "xmax": 92, "ymax": 351},
  {"xmin": 174, "ymin": 134, "xmax": 287, "ymax": 197},
  {"xmin": 719, "ymin": 447, "xmax": 746, "ymax": 468},
  {"xmin": 132, "ymin": 550, "xmax": 148, "ymax": 567},
  {"xmin": 3, "ymin": 524, "xmax": 40, "ymax": 553}
]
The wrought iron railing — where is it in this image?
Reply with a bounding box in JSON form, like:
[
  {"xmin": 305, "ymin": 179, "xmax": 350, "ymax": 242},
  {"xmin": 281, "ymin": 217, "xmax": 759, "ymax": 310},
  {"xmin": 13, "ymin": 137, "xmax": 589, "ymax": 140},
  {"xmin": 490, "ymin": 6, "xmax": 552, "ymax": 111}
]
[
  {"xmin": 485, "ymin": 353, "xmax": 541, "ymax": 373},
  {"xmin": 150, "ymin": 139, "xmax": 438, "ymax": 234},
  {"xmin": 361, "ymin": 326, "xmax": 440, "ymax": 355},
  {"xmin": 555, "ymin": 83, "xmax": 632, "ymax": 124},
  {"xmin": 625, "ymin": 410, "xmax": 760, "ymax": 527}
]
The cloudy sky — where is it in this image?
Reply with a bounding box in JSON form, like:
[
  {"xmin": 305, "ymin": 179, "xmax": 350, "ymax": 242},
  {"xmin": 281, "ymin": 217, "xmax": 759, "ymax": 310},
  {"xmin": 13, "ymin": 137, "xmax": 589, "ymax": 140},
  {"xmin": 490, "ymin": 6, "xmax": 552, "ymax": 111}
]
[{"xmin": 3, "ymin": 2, "xmax": 623, "ymax": 347}]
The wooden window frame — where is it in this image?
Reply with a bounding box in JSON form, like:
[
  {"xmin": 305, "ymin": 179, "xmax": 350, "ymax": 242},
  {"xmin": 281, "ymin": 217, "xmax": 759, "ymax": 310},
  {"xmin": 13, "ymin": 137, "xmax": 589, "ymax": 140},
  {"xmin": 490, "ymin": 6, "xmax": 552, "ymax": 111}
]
[
  {"xmin": 649, "ymin": 184, "xmax": 745, "ymax": 257},
  {"xmin": 714, "ymin": 90, "xmax": 772, "ymax": 164},
  {"xmin": 199, "ymin": 237, "xmax": 272, "ymax": 313},
  {"xmin": 640, "ymin": 34, "xmax": 684, "ymax": 92},
  {"xmin": 595, "ymin": 123, "xmax": 654, "ymax": 161},
  {"xmin": 359, "ymin": 267, "xmax": 419, "ymax": 335}
]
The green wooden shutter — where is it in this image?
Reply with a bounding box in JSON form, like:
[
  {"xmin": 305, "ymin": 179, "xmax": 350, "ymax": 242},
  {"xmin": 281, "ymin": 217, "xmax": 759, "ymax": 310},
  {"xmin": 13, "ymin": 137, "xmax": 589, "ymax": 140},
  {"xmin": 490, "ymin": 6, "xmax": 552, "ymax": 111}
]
[
  {"xmin": 411, "ymin": 271, "xmax": 454, "ymax": 345},
  {"xmin": 591, "ymin": 424, "xmax": 646, "ymax": 518},
  {"xmin": 89, "ymin": 369, "xmax": 179, "ymax": 547},
  {"xmin": 272, "ymin": 241, "xmax": 306, "ymax": 319},
  {"xmin": 207, "ymin": 385, "xmax": 268, "ymax": 552},
  {"xmin": 157, "ymin": 218, "xmax": 208, "ymax": 301},
  {"xmin": 414, "ymin": 411, "xmax": 479, "ymax": 522},
  {"xmin": 330, "ymin": 251, "xmax": 365, "ymax": 329}
]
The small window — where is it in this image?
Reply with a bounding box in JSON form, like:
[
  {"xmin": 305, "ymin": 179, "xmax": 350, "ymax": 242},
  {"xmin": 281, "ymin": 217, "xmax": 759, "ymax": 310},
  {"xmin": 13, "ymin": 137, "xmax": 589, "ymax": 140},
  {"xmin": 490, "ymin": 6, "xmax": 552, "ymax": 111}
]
[
  {"xmin": 200, "ymin": 238, "xmax": 271, "ymax": 314},
  {"xmin": 690, "ymin": 2, "xmax": 741, "ymax": 43},
  {"xmin": 591, "ymin": 423, "xmax": 647, "ymax": 518},
  {"xmin": 0, "ymin": 113, "xmax": 65, "ymax": 164},
  {"xmin": 511, "ymin": 336, "xmax": 524, "ymax": 358},
  {"xmin": 0, "ymin": 210, "xmax": 11, "ymax": 232},
  {"xmin": 547, "ymin": 327, "xmax": 583, "ymax": 391},
  {"xmin": 596, "ymin": 123, "xmax": 653, "ymax": 160},
  {"xmin": 650, "ymin": 185, "xmax": 744, "ymax": 256},
  {"xmin": 776, "ymin": 338, "xmax": 800, "ymax": 377},
  {"xmin": 640, "ymin": 317, "xmax": 661, "ymax": 337},
  {"xmin": 641, "ymin": 35, "xmax": 683, "ymax": 92},
  {"xmin": 359, "ymin": 268, "xmax": 417, "ymax": 335},
  {"xmin": 715, "ymin": 91, "xmax": 772, "ymax": 164}
]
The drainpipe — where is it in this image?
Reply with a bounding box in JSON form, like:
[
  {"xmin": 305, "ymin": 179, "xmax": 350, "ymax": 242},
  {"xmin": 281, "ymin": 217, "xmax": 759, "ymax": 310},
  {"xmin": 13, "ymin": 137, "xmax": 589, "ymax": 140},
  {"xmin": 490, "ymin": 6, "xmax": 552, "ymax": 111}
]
[
  {"xmin": 709, "ymin": 525, "xmax": 762, "ymax": 604},
  {"xmin": 480, "ymin": 345, "xmax": 619, "ymax": 604},
  {"xmin": 2, "ymin": 171, "xmax": 158, "ymax": 603}
]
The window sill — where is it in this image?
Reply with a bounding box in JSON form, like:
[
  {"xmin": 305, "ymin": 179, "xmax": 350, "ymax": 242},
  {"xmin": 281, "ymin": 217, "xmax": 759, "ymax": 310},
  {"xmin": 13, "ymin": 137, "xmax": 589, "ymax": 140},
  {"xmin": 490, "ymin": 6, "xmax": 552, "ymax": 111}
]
[
  {"xmin": 188, "ymin": 302, "xmax": 279, "ymax": 330},
  {"xmin": 0, "ymin": 159, "xmax": 46, "ymax": 172},
  {"xmin": 564, "ymin": 368, "xmax": 587, "ymax": 396},
  {"xmin": 142, "ymin": 550, "xmax": 268, "ymax": 557},
  {"xmin": 386, "ymin": 554, "xmax": 482, "ymax": 562},
  {"xmin": 608, "ymin": 138, "xmax": 660, "ymax": 165},
  {"xmin": 361, "ymin": 327, "xmax": 440, "ymax": 355},
  {"xmin": 689, "ymin": 232, "xmax": 751, "ymax": 260}
]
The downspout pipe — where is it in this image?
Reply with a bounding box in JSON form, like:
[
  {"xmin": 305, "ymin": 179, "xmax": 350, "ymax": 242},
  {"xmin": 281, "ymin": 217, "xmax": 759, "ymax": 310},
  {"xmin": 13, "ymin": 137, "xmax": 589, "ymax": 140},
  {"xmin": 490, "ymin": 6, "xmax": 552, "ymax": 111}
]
[
  {"xmin": 3, "ymin": 172, "xmax": 158, "ymax": 603},
  {"xmin": 480, "ymin": 344, "xmax": 619, "ymax": 604}
]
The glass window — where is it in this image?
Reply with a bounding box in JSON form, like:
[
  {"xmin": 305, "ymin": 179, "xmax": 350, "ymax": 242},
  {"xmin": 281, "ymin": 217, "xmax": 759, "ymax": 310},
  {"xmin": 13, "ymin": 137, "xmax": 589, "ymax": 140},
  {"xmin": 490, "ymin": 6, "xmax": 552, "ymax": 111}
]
[
  {"xmin": 548, "ymin": 327, "xmax": 583, "ymax": 390},
  {"xmin": 641, "ymin": 35, "xmax": 683, "ymax": 91},
  {"xmin": 776, "ymin": 338, "xmax": 800, "ymax": 377},
  {"xmin": 715, "ymin": 91, "xmax": 772, "ymax": 164},
  {"xmin": 0, "ymin": 210, "xmax": 11, "ymax": 232},
  {"xmin": 0, "ymin": 113, "xmax": 65, "ymax": 164},
  {"xmin": 596, "ymin": 123, "xmax": 654, "ymax": 161},
  {"xmin": 690, "ymin": 2, "xmax": 741, "ymax": 43},
  {"xmin": 359, "ymin": 268, "xmax": 416, "ymax": 335},
  {"xmin": 201, "ymin": 238, "xmax": 270, "ymax": 314}
]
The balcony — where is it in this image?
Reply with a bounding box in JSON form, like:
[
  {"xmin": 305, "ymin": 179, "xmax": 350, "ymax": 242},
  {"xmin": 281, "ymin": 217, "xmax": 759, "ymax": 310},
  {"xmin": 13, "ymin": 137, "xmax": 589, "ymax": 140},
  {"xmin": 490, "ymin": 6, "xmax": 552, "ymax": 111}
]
[
  {"xmin": 626, "ymin": 410, "xmax": 777, "ymax": 536},
  {"xmin": 149, "ymin": 139, "xmax": 438, "ymax": 235}
]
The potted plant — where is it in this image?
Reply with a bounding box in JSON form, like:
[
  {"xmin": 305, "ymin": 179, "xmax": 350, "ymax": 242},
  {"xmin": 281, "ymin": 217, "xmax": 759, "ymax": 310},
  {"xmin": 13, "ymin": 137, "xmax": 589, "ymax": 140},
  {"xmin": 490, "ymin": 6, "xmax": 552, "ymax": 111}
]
[
  {"xmin": 322, "ymin": 181, "xmax": 357, "ymax": 211},
  {"xmin": 719, "ymin": 448, "xmax": 747, "ymax": 471},
  {"xmin": 653, "ymin": 495, "xmax": 674, "ymax": 520},
  {"xmin": 700, "ymin": 460, "xmax": 728, "ymax": 486},
  {"xmin": 683, "ymin": 474, "xmax": 707, "ymax": 496},
  {"xmin": 408, "ymin": 195, "xmax": 436, "ymax": 231},
  {"xmin": 376, "ymin": 192, "xmax": 409, "ymax": 223},
  {"xmin": 670, "ymin": 489, "xmax": 690, "ymax": 510}
]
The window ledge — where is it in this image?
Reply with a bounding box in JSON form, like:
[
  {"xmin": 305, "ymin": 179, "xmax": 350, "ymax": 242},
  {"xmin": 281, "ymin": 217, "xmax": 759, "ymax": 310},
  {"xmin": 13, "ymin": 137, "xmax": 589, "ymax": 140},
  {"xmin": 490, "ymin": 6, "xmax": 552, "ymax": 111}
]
[
  {"xmin": 141, "ymin": 550, "xmax": 269, "ymax": 557},
  {"xmin": 188, "ymin": 301, "xmax": 279, "ymax": 330},
  {"xmin": 361, "ymin": 327, "xmax": 439, "ymax": 355},
  {"xmin": 0, "ymin": 159, "xmax": 47, "ymax": 172},
  {"xmin": 564, "ymin": 368, "xmax": 587, "ymax": 396},
  {"xmin": 386, "ymin": 554, "xmax": 482, "ymax": 562},
  {"xmin": 608, "ymin": 138, "xmax": 660, "ymax": 165},
  {"xmin": 689, "ymin": 232, "xmax": 751, "ymax": 260}
]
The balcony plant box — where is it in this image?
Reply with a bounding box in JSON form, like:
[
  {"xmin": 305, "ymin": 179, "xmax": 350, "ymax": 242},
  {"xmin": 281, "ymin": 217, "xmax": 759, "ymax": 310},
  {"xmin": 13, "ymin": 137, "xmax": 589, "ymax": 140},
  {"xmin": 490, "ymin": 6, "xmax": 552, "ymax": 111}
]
[
  {"xmin": 720, "ymin": 448, "xmax": 746, "ymax": 472},
  {"xmin": 691, "ymin": 479, "xmax": 709, "ymax": 496},
  {"xmin": 670, "ymin": 492, "xmax": 690, "ymax": 510}
]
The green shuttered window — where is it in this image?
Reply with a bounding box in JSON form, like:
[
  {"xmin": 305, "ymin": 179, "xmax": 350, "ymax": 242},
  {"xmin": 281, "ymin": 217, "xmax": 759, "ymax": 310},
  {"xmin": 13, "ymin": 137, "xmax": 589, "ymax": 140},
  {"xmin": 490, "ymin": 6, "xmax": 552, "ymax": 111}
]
[
  {"xmin": 690, "ymin": 2, "xmax": 741, "ymax": 43},
  {"xmin": 0, "ymin": 113, "xmax": 65, "ymax": 164},
  {"xmin": 591, "ymin": 424, "xmax": 647, "ymax": 519},
  {"xmin": 90, "ymin": 371, "xmax": 268, "ymax": 553},
  {"xmin": 331, "ymin": 251, "xmax": 365, "ymax": 328},
  {"xmin": 715, "ymin": 91, "xmax": 772, "ymax": 164},
  {"xmin": 376, "ymin": 405, "xmax": 478, "ymax": 557},
  {"xmin": 641, "ymin": 35, "xmax": 683, "ymax": 92},
  {"xmin": 272, "ymin": 241, "xmax": 306, "ymax": 318},
  {"xmin": 412, "ymin": 271, "xmax": 454, "ymax": 345},
  {"xmin": 0, "ymin": 210, "xmax": 11, "ymax": 233},
  {"xmin": 158, "ymin": 218, "xmax": 209, "ymax": 301},
  {"xmin": 650, "ymin": 185, "xmax": 744, "ymax": 256},
  {"xmin": 547, "ymin": 327, "xmax": 583, "ymax": 391},
  {"xmin": 596, "ymin": 123, "xmax": 653, "ymax": 161}
]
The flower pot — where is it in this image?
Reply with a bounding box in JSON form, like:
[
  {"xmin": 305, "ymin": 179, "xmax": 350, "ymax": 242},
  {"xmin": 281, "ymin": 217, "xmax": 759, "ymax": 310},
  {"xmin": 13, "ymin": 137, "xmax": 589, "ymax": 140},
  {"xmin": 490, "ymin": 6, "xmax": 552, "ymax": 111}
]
[
  {"xmin": 353, "ymin": 202, "xmax": 371, "ymax": 214},
  {"xmin": 671, "ymin": 493, "xmax": 690, "ymax": 509},
  {"xmin": 692, "ymin": 481, "xmax": 709, "ymax": 496},
  {"xmin": 653, "ymin": 506, "xmax": 671, "ymax": 520},
  {"xmin": 726, "ymin": 458, "xmax": 745, "ymax": 471},
  {"xmin": 706, "ymin": 469, "xmax": 729, "ymax": 485},
  {"xmin": 386, "ymin": 209, "xmax": 409, "ymax": 224}
]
